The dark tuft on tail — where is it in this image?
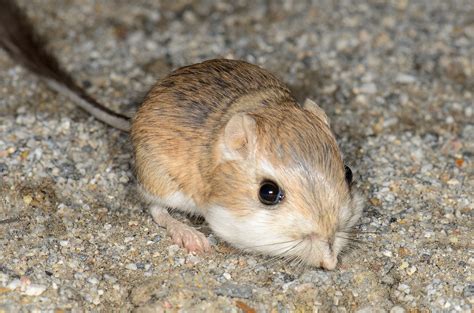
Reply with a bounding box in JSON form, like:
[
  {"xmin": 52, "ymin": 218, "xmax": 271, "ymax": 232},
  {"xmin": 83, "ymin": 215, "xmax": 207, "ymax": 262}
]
[
  {"xmin": 0, "ymin": 0, "xmax": 130, "ymax": 131},
  {"xmin": 0, "ymin": 0, "xmax": 74, "ymax": 85}
]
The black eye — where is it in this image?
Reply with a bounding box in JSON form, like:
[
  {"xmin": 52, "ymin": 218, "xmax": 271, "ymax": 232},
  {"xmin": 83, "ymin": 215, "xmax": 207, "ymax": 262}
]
[
  {"xmin": 258, "ymin": 180, "xmax": 284, "ymax": 205},
  {"xmin": 344, "ymin": 165, "xmax": 353, "ymax": 185}
]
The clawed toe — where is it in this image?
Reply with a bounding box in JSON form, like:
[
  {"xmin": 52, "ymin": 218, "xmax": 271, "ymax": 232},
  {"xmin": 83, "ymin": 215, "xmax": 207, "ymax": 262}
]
[
  {"xmin": 150, "ymin": 205, "xmax": 211, "ymax": 254},
  {"xmin": 169, "ymin": 225, "xmax": 211, "ymax": 253}
]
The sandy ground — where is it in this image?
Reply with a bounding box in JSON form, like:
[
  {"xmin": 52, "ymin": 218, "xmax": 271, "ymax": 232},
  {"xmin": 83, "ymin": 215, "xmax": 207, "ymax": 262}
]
[{"xmin": 0, "ymin": 0, "xmax": 473, "ymax": 311}]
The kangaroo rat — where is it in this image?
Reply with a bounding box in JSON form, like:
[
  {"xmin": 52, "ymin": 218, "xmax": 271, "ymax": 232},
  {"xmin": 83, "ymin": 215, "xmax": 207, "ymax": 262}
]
[{"xmin": 1, "ymin": 0, "xmax": 363, "ymax": 270}]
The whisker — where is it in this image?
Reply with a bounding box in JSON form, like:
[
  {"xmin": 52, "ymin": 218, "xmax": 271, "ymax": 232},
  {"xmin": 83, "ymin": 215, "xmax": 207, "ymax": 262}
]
[
  {"xmin": 244, "ymin": 240, "xmax": 305, "ymax": 272},
  {"xmin": 338, "ymin": 230, "xmax": 373, "ymax": 239},
  {"xmin": 241, "ymin": 239, "xmax": 303, "ymax": 249},
  {"xmin": 346, "ymin": 229, "xmax": 380, "ymax": 235},
  {"xmin": 337, "ymin": 236, "xmax": 368, "ymax": 244},
  {"xmin": 295, "ymin": 245, "xmax": 310, "ymax": 274},
  {"xmin": 350, "ymin": 221, "xmax": 374, "ymax": 228},
  {"xmin": 232, "ymin": 238, "xmax": 303, "ymax": 266},
  {"xmin": 287, "ymin": 255, "xmax": 300, "ymax": 270},
  {"xmin": 350, "ymin": 227, "xmax": 381, "ymax": 234},
  {"xmin": 336, "ymin": 235, "xmax": 367, "ymax": 245},
  {"xmin": 290, "ymin": 254, "xmax": 307, "ymax": 275}
]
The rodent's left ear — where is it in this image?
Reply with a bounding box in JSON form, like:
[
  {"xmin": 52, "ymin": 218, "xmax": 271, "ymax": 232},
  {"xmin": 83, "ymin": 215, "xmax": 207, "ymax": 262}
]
[
  {"xmin": 220, "ymin": 113, "xmax": 257, "ymax": 161},
  {"xmin": 303, "ymin": 98, "xmax": 330, "ymax": 127}
]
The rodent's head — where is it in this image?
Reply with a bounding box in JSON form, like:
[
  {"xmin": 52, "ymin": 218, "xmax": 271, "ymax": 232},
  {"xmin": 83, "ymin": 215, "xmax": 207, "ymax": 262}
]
[{"xmin": 207, "ymin": 99, "xmax": 363, "ymax": 270}]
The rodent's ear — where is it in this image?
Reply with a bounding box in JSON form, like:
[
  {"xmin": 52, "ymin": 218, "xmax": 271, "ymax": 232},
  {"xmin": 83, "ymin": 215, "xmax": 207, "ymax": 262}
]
[
  {"xmin": 303, "ymin": 98, "xmax": 330, "ymax": 127},
  {"xmin": 221, "ymin": 113, "xmax": 256, "ymax": 161}
]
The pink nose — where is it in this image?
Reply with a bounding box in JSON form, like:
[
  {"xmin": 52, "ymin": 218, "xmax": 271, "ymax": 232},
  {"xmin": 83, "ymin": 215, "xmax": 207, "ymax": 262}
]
[{"xmin": 321, "ymin": 256, "xmax": 338, "ymax": 270}]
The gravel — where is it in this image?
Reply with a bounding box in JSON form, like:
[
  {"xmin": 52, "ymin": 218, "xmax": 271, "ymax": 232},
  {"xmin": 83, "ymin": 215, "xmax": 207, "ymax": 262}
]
[
  {"xmin": 215, "ymin": 283, "xmax": 253, "ymax": 299},
  {"xmin": 1, "ymin": 0, "xmax": 473, "ymax": 311}
]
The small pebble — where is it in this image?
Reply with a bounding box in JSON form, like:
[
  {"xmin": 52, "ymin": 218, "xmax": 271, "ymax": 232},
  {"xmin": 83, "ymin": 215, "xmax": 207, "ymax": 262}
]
[
  {"xmin": 125, "ymin": 263, "xmax": 138, "ymax": 271},
  {"xmin": 6, "ymin": 279, "xmax": 21, "ymax": 290},
  {"xmin": 406, "ymin": 266, "xmax": 417, "ymax": 276},
  {"xmin": 167, "ymin": 245, "xmax": 180, "ymax": 256},
  {"xmin": 23, "ymin": 284, "xmax": 47, "ymax": 296},
  {"xmin": 390, "ymin": 306, "xmax": 406, "ymax": 313},
  {"xmin": 186, "ymin": 255, "xmax": 201, "ymax": 265},
  {"xmin": 87, "ymin": 277, "xmax": 99, "ymax": 285},
  {"xmin": 463, "ymin": 285, "xmax": 474, "ymax": 297},
  {"xmin": 356, "ymin": 83, "xmax": 377, "ymax": 94},
  {"xmin": 396, "ymin": 74, "xmax": 417, "ymax": 84},
  {"xmin": 23, "ymin": 195, "xmax": 33, "ymax": 205},
  {"xmin": 215, "ymin": 282, "xmax": 253, "ymax": 299},
  {"xmin": 399, "ymin": 262, "xmax": 409, "ymax": 270}
]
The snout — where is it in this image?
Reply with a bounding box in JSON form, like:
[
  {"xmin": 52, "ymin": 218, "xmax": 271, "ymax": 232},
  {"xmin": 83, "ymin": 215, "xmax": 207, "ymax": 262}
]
[
  {"xmin": 320, "ymin": 255, "xmax": 338, "ymax": 270},
  {"xmin": 305, "ymin": 233, "xmax": 339, "ymax": 270}
]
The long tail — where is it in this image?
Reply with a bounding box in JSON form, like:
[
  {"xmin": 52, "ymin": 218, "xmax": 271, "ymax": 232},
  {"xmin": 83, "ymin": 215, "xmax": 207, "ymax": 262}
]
[{"xmin": 0, "ymin": 0, "xmax": 130, "ymax": 131}]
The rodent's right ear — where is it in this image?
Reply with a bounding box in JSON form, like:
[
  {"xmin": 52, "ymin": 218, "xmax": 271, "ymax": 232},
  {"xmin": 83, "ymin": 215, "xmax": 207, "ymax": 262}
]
[
  {"xmin": 303, "ymin": 98, "xmax": 330, "ymax": 127},
  {"xmin": 220, "ymin": 113, "xmax": 257, "ymax": 161}
]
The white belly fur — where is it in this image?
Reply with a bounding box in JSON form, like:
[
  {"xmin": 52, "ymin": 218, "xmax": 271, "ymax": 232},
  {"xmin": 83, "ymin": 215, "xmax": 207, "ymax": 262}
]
[{"xmin": 139, "ymin": 186, "xmax": 201, "ymax": 215}]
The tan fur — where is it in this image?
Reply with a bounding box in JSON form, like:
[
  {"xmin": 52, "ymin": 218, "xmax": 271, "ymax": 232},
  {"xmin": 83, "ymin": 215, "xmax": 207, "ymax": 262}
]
[
  {"xmin": 132, "ymin": 59, "xmax": 362, "ymax": 269},
  {"xmin": 132, "ymin": 59, "xmax": 293, "ymax": 208},
  {"xmin": 0, "ymin": 0, "xmax": 361, "ymax": 269}
]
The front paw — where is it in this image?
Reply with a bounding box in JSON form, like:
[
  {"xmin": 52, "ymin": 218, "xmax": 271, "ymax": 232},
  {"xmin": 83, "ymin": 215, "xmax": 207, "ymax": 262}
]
[{"xmin": 168, "ymin": 223, "xmax": 211, "ymax": 253}]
